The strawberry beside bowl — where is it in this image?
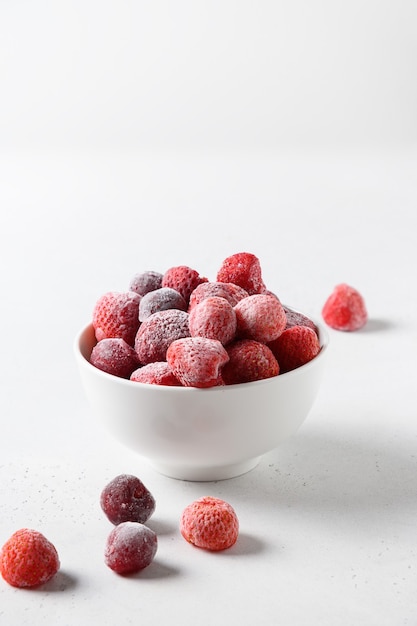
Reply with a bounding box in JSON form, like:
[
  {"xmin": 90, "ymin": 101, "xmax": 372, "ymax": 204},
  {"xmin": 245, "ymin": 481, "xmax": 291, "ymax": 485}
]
[{"xmin": 74, "ymin": 319, "xmax": 329, "ymax": 481}]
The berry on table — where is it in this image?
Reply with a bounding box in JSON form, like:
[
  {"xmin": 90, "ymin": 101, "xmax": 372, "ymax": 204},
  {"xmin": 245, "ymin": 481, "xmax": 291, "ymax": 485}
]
[
  {"xmin": 104, "ymin": 522, "xmax": 157, "ymax": 575},
  {"xmin": 100, "ymin": 474, "xmax": 156, "ymax": 525},
  {"xmin": 0, "ymin": 528, "xmax": 60, "ymax": 588},
  {"xmin": 322, "ymin": 283, "xmax": 368, "ymax": 331},
  {"xmin": 180, "ymin": 496, "xmax": 239, "ymax": 551}
]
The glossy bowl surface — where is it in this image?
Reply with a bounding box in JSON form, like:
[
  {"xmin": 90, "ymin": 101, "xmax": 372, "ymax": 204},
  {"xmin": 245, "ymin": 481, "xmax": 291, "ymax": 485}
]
[{"xmin": 75, "ymin": 321, "xmax": 328, "ymax": 481}]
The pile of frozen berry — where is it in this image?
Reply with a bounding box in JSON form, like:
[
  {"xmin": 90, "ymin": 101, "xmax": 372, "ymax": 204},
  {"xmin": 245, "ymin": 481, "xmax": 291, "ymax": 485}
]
[
  {"xmin": 89, "ymin": 252, "xmax": 324, "ymax": 387},
  {"xmin": 0, "ymin": 473, "xmax": 239, "ymax": 587}
]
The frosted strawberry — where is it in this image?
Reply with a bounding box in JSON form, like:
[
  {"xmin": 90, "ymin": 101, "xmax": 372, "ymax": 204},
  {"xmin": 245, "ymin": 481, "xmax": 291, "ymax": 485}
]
[
  {"xmin": 234, "ymin": 294, "xmax": 287, "ymax": 344},
  {"xmin": 222, "ymin": 339, "xmax": 279, "ymax": 384},
  {"xmin": 162, "ymin": 266, "xmax": 208, "ymax": 305},
  {"xmin": 166, "ymin": 337, "xmax": 229, "ymax": 388},
  {"xmin": 188, "ymin": 281, "xmax": 248, "ymax": 311},
  {"xmin": 180, "ymin": 496, "xmax": 239, "ymax": 551},
  {"xmin": 322, "ymin": 283, "xmax": 367, "ymax": 331},
  {"xmin": 189, "ymin": 296, "xmax": 237, "ymax": 345},
  {"xmin": 268, "ymin": 325, "xmax": 321, "ymax": 373},
  {"xmin": 0, "ymin": 529, "xmax": 60, "ymax": 588},
  {"xmin": 92, "ymin": 291, "xmax": 141, "ymax": 346},
  {"xmin": 216, "ymin": 252, "xmax": 267, "ymax": 295},
  {"xmin": 130, "ymin": 362, "xmax": 181, "ymax": 386}
]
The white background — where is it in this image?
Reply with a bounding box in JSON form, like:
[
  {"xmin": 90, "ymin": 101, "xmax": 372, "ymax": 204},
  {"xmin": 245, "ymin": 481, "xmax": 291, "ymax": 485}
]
[
  {"xmin": 1, "ymin": 0, "xmax": 417, "ymax": 151},
  {"xmin": 1, "ymin": 2, "xmax": 416, "ymax": 625}
]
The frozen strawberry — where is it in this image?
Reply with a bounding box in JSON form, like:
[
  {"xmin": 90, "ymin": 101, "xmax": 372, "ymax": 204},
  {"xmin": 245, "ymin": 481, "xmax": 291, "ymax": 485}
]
[
  {"xmin": 189, "ymin": 296, "xmax": 237, "ymax": 345},
  {"xmin": 92, "ymin": 291, "xmax": 141, "ymax": 346},
  {"xmin": 166, "ymin": 337, "xmax": 229, "ymax": 388},
  {"xmin": 222, "ymin": 339, "xmax": 279, "ymax": 384},
  {"xmin": 90, "ymin": 337, "xmax": 139, "ymax": 378},
  {"xmin": 104, "ymin": 522, "xmax": 157, "ymax": 575},
  {"xmin": 283, "ymin": 305, "xmax": 318, "ymax": 334},
  {"xmin": 100, "ymin": 474, "xmax": 156, "ymax": 525},
  {"xmin": 216, "ymin": 252, "xmax": 267, "ymax": 295},
  {"xmin": 322, "ymin": 283, "xmax": 368, "ymax": 331},
  {"xmin": 134, "ymin": 309, "xmax": 190, "ymax": 364},
  {"xmin": 139, "ymin": 287, "xmax": 187, "ymax": 322},
  {"xmin": 234, "ymin": 294, "xmax": 287, "ymax": 344},
  {"xmin": 0, "ymin": 529, "xmax": 60, "ymax": 588},
  {"xmin": 130, "ymin": 362, "xmax": 181, "ymax": 386},
  {"xmin": 268, "ymin": 325, "xmax": 321, "ymax": 373},
  {"xmin": 129, "ymin": 270, "xmax": 163, "ymax": 296},
  {"xmin": 162, "ymin": 266, "xmax": 208, "ymax": 304},
  {"xmin": 180, "ymin": 496, "xmax": 239, "ymax": 551},
  {"xmin": 188, "ymin": 281, "xmax": 248, "ymax": 311}
]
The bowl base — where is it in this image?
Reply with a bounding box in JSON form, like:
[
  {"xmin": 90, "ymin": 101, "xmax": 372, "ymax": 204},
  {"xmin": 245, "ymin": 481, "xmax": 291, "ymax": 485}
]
[{"xmin": 149, "ymin": 457, "xmax": 261, "ymax": 481}]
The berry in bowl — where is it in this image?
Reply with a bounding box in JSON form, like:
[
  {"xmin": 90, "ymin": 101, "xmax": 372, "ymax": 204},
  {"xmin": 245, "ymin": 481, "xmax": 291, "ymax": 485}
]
[{"xmin": 74, "ymin": 253, "xmax": 329, "ymax": 481}]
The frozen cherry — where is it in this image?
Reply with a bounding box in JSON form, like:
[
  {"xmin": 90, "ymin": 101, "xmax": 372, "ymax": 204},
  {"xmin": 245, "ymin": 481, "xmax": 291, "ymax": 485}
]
[
  {"xmin": 100, "ymin": 474, "xmax": 156, "ymax": 525},
  {"xmin": 129, "ymin": 270, "xmax": 163, "ymax": 296},
  {"xmin": 104, "ymin": 522, "xmax": 157, "ymax": 575},
  {"xmin": 90, "ymin": 337, "xmax": 139, "ymax": 378},
  {"xmin": 139, "ymin": 287, "xmax": 187, "ymax": 321}
]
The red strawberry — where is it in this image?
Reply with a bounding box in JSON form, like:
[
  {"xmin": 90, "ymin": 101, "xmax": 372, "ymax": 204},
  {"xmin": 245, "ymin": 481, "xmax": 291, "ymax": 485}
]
[
  {"xmin": 222, "ymin": 339, "xmax": 279, "ymax": 384},
  {"xmin": 234, "ymin": 294, "xmax": 287, "ymax": 344},
  {"xmin": 216, "ymin": 252, "xmax": 267, "ymax": 295},
  {"xmin": 189, "ymin": 296, "xmax": 237, "ymax": 345},
  {"xmin": 180, "ymin": 496, "xmax": 239, "ymax": 551},
  {"xmin": 92, "ymin": 291, "xmax": 141, "ymax": 346},
  {"xmin": 0, "ymin": 529, "xmax": 60, "ymax": 588},
  {"xmin": 322, "ymin": 283, "xmax": 367, "ymax": 331},
  {"xmin": 166, "ymin": 337, "xmax": 229, "ymax": 388},
  {"xmin": 130, "ymin": 362, "xmax": 181, "ymax": 386},
  {"xmin": 268, "ymin": 325, "xmax": 321, "ymax": 373},
  {"xmin": 162, "ymin": 266, "xmax": 207, "ymax": 304},
  {"xmin": 188, "ymin": 281, "xmax": 248, "ymax": 311}
]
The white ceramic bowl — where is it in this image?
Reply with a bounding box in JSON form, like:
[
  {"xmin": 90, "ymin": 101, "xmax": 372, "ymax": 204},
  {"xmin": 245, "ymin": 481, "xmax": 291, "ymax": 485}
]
[{"xmin": 75, "ymin": 321, "xmax": 328, "ymax": 481}]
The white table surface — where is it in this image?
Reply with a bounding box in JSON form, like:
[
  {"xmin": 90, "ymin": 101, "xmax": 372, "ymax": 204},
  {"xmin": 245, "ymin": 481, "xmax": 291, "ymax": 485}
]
[{"xmin": 0, "ymin": 147, "xmax": 416, "ymax": 625}]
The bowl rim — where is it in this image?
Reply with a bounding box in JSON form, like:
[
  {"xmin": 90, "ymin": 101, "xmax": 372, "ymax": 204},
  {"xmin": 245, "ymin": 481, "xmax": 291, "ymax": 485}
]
[{"xmin": 74, "ymin": 309, "xmax": 329, "ymax": 393}]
